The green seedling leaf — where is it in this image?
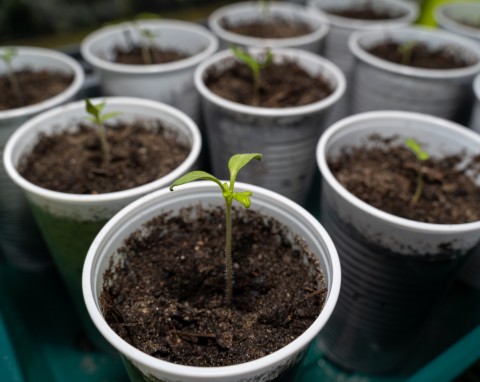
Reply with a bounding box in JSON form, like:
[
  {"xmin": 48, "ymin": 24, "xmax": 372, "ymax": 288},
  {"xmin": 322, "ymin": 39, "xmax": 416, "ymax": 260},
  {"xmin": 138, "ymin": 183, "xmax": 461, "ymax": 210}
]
[
  {"xmin": 1, "ymin": 47, "xmax": 22, "ymax": 106},
  {"xmin": 85, "ymin": 98, "xmax": 122, "ymax": 163},
  {"xmin": 170, "ymin": 153, "xmax": 263, "ymax": 305},
  {"xmin": 404, "ymin": 137, "xmax": 430, "ymax": 205},
  {"xmin": 398, "ymin": 41, "xmax": 416, "ymax": 66}
]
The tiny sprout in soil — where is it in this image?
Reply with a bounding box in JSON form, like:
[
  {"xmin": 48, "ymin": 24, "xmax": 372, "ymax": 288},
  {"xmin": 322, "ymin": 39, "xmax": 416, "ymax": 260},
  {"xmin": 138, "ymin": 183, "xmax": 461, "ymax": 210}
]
[
  {"xmin": 404, "ymin": 137, "xmax": 430, "ymax": 205},
  {"xmin": 0, "ymin": 47, "xmax": 22, "ymax": 106},
  {"xmin": 230, "ymin": 45, "xmax": 273, "ymax": 105},
  {"xmin": 85, "ymin": 98, "xmax": 121, "ymax": 163},
  {"xmin": 170, "ymin": 153, "xmax": 263, "ymax": 305},
  {"xmin": 398, "ymin": 41, "xmax": 416, "ymax": 66},
  {"xmin": 133, "ymin": 13, "xmax": 161, "ymax": 65}
]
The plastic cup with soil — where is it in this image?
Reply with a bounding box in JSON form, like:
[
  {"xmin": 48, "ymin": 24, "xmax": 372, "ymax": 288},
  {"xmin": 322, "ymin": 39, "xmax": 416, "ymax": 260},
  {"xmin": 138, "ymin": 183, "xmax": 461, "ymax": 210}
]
[
  {"xmin": 435, "ymin": 2, "xmax": 480, "ymax": 44},
  {"xmin": 82, "ymin": 180, "xmax": 341, "ymax": 382},
  {"xmin": 194, "ymin": 47, "xmax": 345, "ymax": 204},
  {"xmin": 306, "ymin": 0, "xmax": 418, "ymax": 123},
  {"xmin": 0, "ymin": 46, "xmax": 85, "ymax": 270},
  {"xmin": 348, "ymin": 26, "xmax": 480, "ymax": 121},
  {"xmin": 208, "ymin": 1, "xmax": 330, "ymax": 53},
  {"xmin": 3, "ymin": 97, "xmax": 201, "ymax": 349},
  {"xmin": 80, "ymin": 19, "xmax": 218, "ymax": 124},
  {"xmin": 316, "ymin": 110, "xmax": 480, "ymax": 374}
]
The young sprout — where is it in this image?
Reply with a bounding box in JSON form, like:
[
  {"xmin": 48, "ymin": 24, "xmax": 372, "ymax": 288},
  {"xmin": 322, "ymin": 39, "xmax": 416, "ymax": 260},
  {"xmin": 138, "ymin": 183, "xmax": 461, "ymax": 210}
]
[
  {"xmin": 230, "ymin": 45, "xmax": 273, "ymax": 105},
  {"xmin": 398, "ymin": 41, "xmax": 416, "ymax": 66},
  {"xmin": 258, "ymin": 0, "xmax": 271, "ymax": 19},
  {"xmin": 85, "ymin": 98, "xmax": 121, "ymax": 163},
  {"xmin": 0, "ymin": 47, "xmax": 23, "ymax": 106},
  {"xmin": 132, "ymin": 14, "xmax": 161, "ymax": 65},
  {"xmin": 404, "ymin": 137, "xmax": 430, "ymax": 205},
  {"xmin": 169, "ymin": 153, "xmax": 263, "ymax": 305}
]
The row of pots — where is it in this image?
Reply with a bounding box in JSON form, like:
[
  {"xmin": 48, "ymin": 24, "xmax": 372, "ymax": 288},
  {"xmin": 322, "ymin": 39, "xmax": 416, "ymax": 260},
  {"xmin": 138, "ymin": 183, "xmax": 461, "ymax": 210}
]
[{"xmin": 2, "ymin": 1, "xmax": 480, "ymax": 380}]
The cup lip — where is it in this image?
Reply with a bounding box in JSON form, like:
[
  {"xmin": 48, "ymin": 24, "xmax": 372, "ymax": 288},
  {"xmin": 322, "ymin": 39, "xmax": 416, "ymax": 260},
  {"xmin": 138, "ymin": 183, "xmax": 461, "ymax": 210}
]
[
  {"xmin": 0, "ymin": 46, "xmax": 85, "ymax": 121},
  {"xmin": 82, "ymin": 181, "xmax": 341, "ymax": 379},
  {"xmin": 208, "ymin": 1, "xmax": 330, "ymax": 48},
  {"xmin": 474, "ymin": 73, "xmax": 480, "ymax": 101},
  {"xmin": 307, "ymin": 0, "xmax": 418, "ymax": 30},
  {"xmin": 80, "ymin": 19, "xmax": 219, "ymax": 75},
  {"xmin": 435, "ymin": 2, "xmax": 480, "ymax": 41},
  {"xmin": 3, "ymin": 96, "xmax": 202, "ymax": 205},
  {"xmin": 194, "ymin": 47, "xmax": 346, "ymax": 118},
  {"xmin": 348, "ymin": 26, "xmax": 480, "ymax": 79},
  {"xmin": 316, "ymin": 110, "xmax": 480, "ymax": 234}
]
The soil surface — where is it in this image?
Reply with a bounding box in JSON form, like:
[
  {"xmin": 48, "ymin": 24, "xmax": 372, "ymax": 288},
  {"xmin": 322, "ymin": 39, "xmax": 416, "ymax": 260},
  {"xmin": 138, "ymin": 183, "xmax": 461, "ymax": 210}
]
[
  {"xmin": 18, "ymin": 120, "xmax": 190, "ymax": 194},
  {"xmin": 0, "ymin": 69, "xmax": 73, "ymax": 111},
  {"xmin": 328, "ymin": 135, "xmax": 480, "ymax": 224},
  {"xmin": 101, "ymin": 206, "xmax": 326, "ymax": 367},
  {"xmin": 113, "ymin": 46, "xmax": 189, "ymax": 65},
  {"xmin": 205, "ymin": 58, "xmax": 333, "ymax": 107},
  {"xmin": 326, "ymin": 5, "xmax": 406, "ymax": 20},
  {"xmin": 367, "ymin": 41, "xmax": 475, "ymax": 69},
  {"xmin": 222, "ymin": 17, "xmax": 313, "ymax": 38}
]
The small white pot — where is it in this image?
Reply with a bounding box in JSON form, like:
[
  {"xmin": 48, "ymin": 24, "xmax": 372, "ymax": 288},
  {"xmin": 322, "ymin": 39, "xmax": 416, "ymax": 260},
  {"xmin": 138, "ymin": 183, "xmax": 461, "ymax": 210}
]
[
  {"xmin": 435, "ymin": 2, "xmax": 480, "ymax": 44},
  {"xmin": 83, "ymin": 182, "xmax": 341, "ymax": 382},
  {"xmin": 307, "ymin": 0, "xmax": 418, "ymax": 123},
  {"xmin": 194, "ymin": 48, "xmax": 345, "ymax": 204},
  {"xmin": 316, "ymin": 111, "xmax": 480, "ymax": 373},
  {"xmin": 4, "ymin": 97, "xmax": 201, "ymax": 346},
  {"xmin": 0, "ymin": 46, "xmax": 84, "ymax": 270},
  {"xmin": 80, "ymin": 20, "xmax": 218, "ymax": 123},
  {"xmin": 208, "ymin": 1, "xmax": 330, "ymax": 53},
  {"xmin": 348, "ymin": 26, "xmax": 480, "ymax": 119}
]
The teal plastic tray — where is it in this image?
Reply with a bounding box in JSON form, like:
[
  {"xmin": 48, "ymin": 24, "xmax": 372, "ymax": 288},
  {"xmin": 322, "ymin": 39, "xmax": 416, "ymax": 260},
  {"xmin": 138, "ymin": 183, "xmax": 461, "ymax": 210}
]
[{"xmin": 1, "ymin": 256, "xmax": 479, "ymax": 382}]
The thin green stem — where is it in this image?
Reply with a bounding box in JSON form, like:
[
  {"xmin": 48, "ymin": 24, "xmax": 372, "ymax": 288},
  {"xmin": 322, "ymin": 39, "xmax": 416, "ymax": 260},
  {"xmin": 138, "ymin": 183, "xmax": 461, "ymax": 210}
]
[
  {"xmin": 140, "ymin": 43, "xmax": 153, "ymax": 65},
  {"xmin": 97, "ymin": 124, "xmax": 111, "ymax": 163},
  {"xmin": 252, "ymin": 70, "xmax": 260, "ymax": 106},
  {"xmin": 6, "ymin": 62, "xmax": 22, "ymax": 106},
  {"xmin": 225, "ymin": 199, "xmax": 233, "ymax": 305},
  {"xmin": 411, "ymin": 168, "xmax": 423, "ymax": 205}
]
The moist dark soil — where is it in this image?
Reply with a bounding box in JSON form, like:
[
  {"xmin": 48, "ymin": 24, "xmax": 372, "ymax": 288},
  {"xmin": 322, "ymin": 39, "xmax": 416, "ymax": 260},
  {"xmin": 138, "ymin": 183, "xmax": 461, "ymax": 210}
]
[
  {"xmin": 328, "ymin": 135, "xmax": 480, "ymax": 224},
  {"xmin": 18, "ymin": 120, "xmax": 190, "ymax": 194},
  {"xmin": 222, "ymin": 17, "xmax": 313, "ymax": 39},
  {"xmin": 326, "ymin": 5, "xmax": 406, "ymax": 20},
  {"xmin": 101, "ymin": 206, "xmax": 326, "ymax": 367},
  {"xmin": 0, "ymin": 69, "xmax": 73, "ymax": 111},
  {"xmin": 205, "ymin": 59, "xmax": 333, "ymax": 108},
  {"xmin": 367, "ymin": 41, "xmax": 475, "ymax": 69},
  {"xmin": 113, "ymin": 46, "xmax": 189, "ymax": 65}
]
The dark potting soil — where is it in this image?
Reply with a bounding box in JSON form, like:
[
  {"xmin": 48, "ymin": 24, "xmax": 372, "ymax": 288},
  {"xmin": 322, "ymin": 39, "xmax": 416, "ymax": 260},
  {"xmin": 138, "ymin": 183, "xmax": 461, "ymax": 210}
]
[
  {"xmin": 367, "ymin": 41, "xmax": 475, "ymax": 69},
  {"xmin": 18, "ymin": 120, "xmax": 190, "ymax": 194},
  {"xmin": 113, "ymin": 46, "xmax": 189, "ymax": 65},
  {"xmin": 101, "ymin": 206, "xmax": 326, "ymax": 367},
  {"xmin": 326, "ymin": 5, "xmax": 406, "ymax": 20},
  {"xmin": 328, "ymin": 135, "xmax": 480, "ymax": 224},
  {"xmin": 0, "ymin": 69, "xmax": 73, "ymax": 111},
  {"xmin": 222, "ymin": 17, "xmax": 313, "ymax": 39},
  {"xmin": 205, "ymin": 59, "xmax": 333, "ymax": 108}
]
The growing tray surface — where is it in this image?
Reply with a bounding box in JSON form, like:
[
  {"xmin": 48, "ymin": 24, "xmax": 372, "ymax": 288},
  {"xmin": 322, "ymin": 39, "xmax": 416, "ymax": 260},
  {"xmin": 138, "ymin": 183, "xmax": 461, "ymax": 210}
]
[{"xmin": 1, "ymin": 245, "xmax": 479, "ymax": 382}]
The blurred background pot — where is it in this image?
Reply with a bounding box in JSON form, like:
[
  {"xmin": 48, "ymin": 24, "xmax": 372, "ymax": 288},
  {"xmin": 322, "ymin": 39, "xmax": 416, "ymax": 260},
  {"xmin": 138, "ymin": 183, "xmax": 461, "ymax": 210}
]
[
  {"xmin": 83, "ymin": 182, "xmax": 341, "ymax": 382},
  {"xmin": 81, "ymin": 19, "xmax": 218, "ymax": 123},
  {"xmin": 208, "ymin": 1, "xmax": 330, "ymax": 53},
  {"xmin": 194, "ymin": 48, "xmax": 345, "ymax": 205},
  {"xmin": 0, "ymin": 46, "xmax": 84, "ymax": 270},
  {"xmin": 348, "ymin": 26, "xmax": 480, "ymax": 121},
  {"xmin": 435, "ymin": 2, "xmax": 480, "ymax": 44},
  {"xmin": 307, "ymin": 0, "xmax": 418, "ymax": 123},
  {"xmin": 4, "ymin": 97, "xmax": 201, "ymax": 348},
  {"xmin": 316, "ymin": 111, "xmax": 480, "ymax": 374}
]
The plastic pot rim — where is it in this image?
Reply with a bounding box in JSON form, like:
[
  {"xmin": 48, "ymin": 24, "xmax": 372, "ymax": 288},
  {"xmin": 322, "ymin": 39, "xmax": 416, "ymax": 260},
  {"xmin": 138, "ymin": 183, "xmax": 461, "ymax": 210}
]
[
  {"xmin": 82, "ymin": 181, "xmax": 341, "ymax": 379},
  {"xmin": 194, "ymin": 47, "xmax": 346, "ymax": 118},
  {"xmin": 316, "ymin": 110, "xmax": 480, "ymax": 234},
  {"xmin": 3, "ymin": 96, "xmax": 202, "ymax": 206}
]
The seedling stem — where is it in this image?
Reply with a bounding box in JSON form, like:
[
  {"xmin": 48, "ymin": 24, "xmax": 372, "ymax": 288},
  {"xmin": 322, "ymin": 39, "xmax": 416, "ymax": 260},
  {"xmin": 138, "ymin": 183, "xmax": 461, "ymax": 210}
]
[
  {"xmin": 404, "ymin": 137, "xmax": 429, "ymax": 205},
  {"xmin": 170, "ymin": 153, "xmax": 263, "ymax": 305},
  {"xmin": 0, "ymin": 48, "xmax": 23, "ymax": 106}
]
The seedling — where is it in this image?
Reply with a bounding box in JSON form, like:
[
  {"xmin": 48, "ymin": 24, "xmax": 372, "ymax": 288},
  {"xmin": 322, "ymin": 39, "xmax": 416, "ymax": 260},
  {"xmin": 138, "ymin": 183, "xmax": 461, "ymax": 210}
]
[
  {"xmin": 170, "ymin": 153, "xmax": 263, "ymax": 305},
  {"xmin": 85, "ymin": 98, "xmax": 121, "ymax": 163},
  {"xmin": 0, "ymin": 47, "xmax": 23, "ymax": 106},
  {"xmin": 133, "ymin": 13, "xmax": 161, "ymax": 65},
  {"xmin": 404, "ymin": 137, "xmax": 430, "ymax": 205},
  {"xmin": 398, "ymin": 41, "xmax": 416, "ymax": 66},
  {"xmin": 230, "ymin": 45, "xmax": 273, "ymax": 105},
  {"xmin": 258, "ymin": 0, "xmax": 271, "ymax": 18}
]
